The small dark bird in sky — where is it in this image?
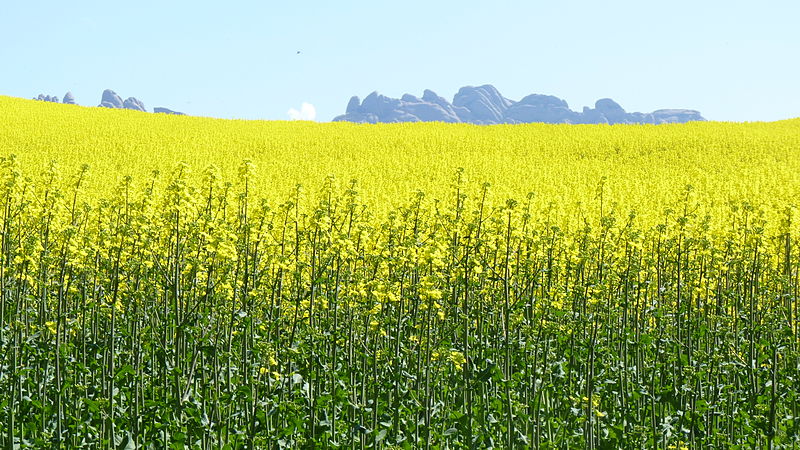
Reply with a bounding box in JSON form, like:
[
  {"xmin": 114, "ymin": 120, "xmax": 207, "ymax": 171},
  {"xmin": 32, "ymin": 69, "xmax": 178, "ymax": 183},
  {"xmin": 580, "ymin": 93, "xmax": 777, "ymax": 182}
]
[{"xmin": 296, "ymin": 50, "xmax": 301, "ymax": 54}]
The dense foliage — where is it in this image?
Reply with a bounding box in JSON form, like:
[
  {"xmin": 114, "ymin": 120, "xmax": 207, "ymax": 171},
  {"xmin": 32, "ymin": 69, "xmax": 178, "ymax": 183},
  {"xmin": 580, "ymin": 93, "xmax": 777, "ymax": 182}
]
[{"xmin": 1, "ymin": 97, "xmax": 799, "ymax": 448}]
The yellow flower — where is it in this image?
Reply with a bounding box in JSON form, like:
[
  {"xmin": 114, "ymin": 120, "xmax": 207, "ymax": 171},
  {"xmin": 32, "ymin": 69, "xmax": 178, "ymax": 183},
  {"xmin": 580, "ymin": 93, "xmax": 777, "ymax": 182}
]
[
  {"xmin": 667, "ymin": 443, "xmax": 688, "ymax": 450},
  {"xmin": 448, "ymin": 350, "xmax": 466, "ymax": 369}
]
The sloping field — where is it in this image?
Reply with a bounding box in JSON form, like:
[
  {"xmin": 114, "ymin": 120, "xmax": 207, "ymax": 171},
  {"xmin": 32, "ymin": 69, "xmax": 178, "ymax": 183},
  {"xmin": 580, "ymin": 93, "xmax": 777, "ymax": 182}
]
[{"xmin": 3, "ymin": 95, "xmax": 800, "ymax": 224}]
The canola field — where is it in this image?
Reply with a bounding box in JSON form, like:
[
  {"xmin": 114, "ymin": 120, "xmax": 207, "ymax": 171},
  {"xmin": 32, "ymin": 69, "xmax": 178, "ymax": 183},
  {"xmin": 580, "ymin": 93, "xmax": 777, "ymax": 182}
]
[{"xmin": 1, "ymin": 95, "xmax": 800, "ymax": 448}]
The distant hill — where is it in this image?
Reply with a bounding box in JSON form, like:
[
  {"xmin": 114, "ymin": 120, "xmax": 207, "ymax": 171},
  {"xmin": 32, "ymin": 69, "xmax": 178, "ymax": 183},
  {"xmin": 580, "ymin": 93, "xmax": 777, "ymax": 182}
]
[{"xmin": 334, "ymin": 85, "xmax": 705, "ymax": 125}]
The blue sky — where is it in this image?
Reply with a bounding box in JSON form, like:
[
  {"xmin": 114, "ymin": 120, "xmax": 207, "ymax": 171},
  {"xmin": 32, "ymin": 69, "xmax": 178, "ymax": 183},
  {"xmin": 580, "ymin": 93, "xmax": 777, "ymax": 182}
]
[{"xmin": 1, "ymin": 1, "xmax": 798, "ymax": 122}]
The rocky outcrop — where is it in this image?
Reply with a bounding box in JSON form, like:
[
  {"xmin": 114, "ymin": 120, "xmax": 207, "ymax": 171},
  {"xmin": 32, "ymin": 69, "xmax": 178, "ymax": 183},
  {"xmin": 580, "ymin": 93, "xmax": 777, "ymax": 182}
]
[
  {"xmin": 123, "ymin": 97, "xmax": 146, "ymax": 112},
  {"xmin": 154, "ymin": 107, "xmax": 185, "ymax": 115},
  {"xmin": 334, "ymin": 84, "xmax": 705, "ymax": 125},
  {"xmin": 97, "ymin": 89, "xmax": 149, "ymax": 112},
  {"xmin": 31, "ymin": 89, "xmax": 186, "ymax": 115},
  {"xmin": 422, "ymin": 89, "xmax": 470, "ymax": 120},
  {"xmin": 338, "ymin": 89, "xmax": 469, "ymax": 124},
  {"xmin": 35, "ymin": 94, "xmax": 60, "ymax": 103},
  {"xmin": 591, "ymin": 99, "xmax": 636, "ymax": 124},
  {"xmin": 505, "ymin": 94, "xmax": 579, "ymax": 124},
  {"xmin": 452, "ymin": 85, "xmax": 513, "ymax": 124},
  {"xmin": 99, "ymin": 89, "xmax": 124, "ymax": 108},
  {"xmin": 346, "ymin": 96, "xmax": 361, "ymax": 114},
  {"xmin": 341, "ymin": 92, "xmax": 416, "ymax": 123},
  {"xmin": 651, "ymin": 109, "xmax": 705, "ymax": 124}
]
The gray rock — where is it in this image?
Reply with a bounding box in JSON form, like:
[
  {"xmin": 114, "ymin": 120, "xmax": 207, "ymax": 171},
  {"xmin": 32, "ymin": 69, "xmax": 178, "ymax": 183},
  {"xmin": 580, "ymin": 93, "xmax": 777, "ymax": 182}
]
[
  {"xmin": 358, "ymin": 92, "xmax": 421, "ymax": 123},
  {"xmin": 593, "ymin": 98, "xmax": 628, "ymax": 124},
  {"xmin": 62, "ymin": 92, "xmax": 76, "ymax": 104},
  {"xmin": 421, "ymin": 89, "xmax": 450, "ymax": 108},
  {"xmin": 651, "ymin": 109, "xmax": 705, "ymax": 124},
  {"xmin": 626, "ymin": 112, "xmax": 656, "ymax": 125},
  {"xmin": 578, "ymin": 106, "xmax": 608, "ymax": 124},
  {"xmin": 361, "ymin": 91, "xmax": 402, "ymax": 117},
  {"xmin": 123, "ymin": 97, "xmax": 146, "ymax": 112},
  {"xmin": 594, "ymin": 98, "xmax": 624, "ymax": 113},
  {"xmin": 384, "ymin": 112, "xmax": 421, "ymax": 123},
  {"xmin": 334, "ymin": 90, "xmax": 463, "ymax": 123},
  {"xmin": 401, "ymin": 94, "xmax": 420, "ymax": 103},
  {"xmin": 402, "ymin": 101, "xmax": 461, "ymax": 123},
  {"xmin": 346, "ymin": 96, "xmax": 361, "ymax": 114},
  {"xmin": 421, "ymin": 89, "xmax": 467, "ymax": 122},
  {"xmin": 506, "ymin": 94, "xmax": 579, "ymax": 123},
  {"xmin": 99, "ymin": 89, "xmax": 123, "ymax": 108},
  {"xmin": 453, "ymin": 85, "xmax": 512, "ymax": 124},
  {"xmin": 334, "ymin": 85, "xmax": 706, "ymax": 125},
  {"xmin": 451, "ymin": 105, "xmax": 473, "ymax": 122},
  {"xmin": 154, "ymin": 107, "xmax": 185, "ymax": 115},
  {"xmin": 36, "ymin": 94, "xmax": 60, "ymax": 103},
  {"xmin": 332, "ymin": 112, "xmax": 380, "ymax": 124}
]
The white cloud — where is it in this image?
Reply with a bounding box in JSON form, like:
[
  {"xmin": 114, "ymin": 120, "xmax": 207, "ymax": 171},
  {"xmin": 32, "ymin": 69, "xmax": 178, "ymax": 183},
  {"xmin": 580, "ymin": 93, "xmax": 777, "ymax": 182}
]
[{"xmin": 287, "ymin": 102, "xmax": 317, "ymax": 121}]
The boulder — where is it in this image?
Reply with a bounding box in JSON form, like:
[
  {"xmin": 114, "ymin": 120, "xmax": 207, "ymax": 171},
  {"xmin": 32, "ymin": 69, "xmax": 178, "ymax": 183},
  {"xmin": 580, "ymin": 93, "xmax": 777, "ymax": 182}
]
[
  {"xmin": 99, "ymin": 89, "xmax": 123, "ymax": 108},
  {"xmin": 453, "ymin": 85, "xmax": 512, "ymax": 124},
  {"xmin": 123, "ymin": 97, "xmax": 146, "ymax": 112},
  {"xmin": 593, "ymin": 98, "xmax": 628, "ymax": 124}
]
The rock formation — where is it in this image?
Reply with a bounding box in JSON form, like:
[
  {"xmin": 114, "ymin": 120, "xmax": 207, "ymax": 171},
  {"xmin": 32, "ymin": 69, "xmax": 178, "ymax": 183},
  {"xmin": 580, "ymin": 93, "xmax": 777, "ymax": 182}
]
[
  {"xmin": 97, "ymin": 89, "xmax": 150, "ymax": 112},
  {"xmin": 35, "ymin": 94, "xmax": 60, "ymax": 103},
  {"xmin": 99, "ymin": 89, "xmax": 124, "ymax": 108},
  {"xmin": 452, "ymin": 85, "xmax": 512, "ymax": 124},
  {"xmin": 505, "ymin": 94, "xmax": 579, "ymax": 124},
  {"xmin": 123, "ymin": 97, "xmax": 146, "ymax": 112},
  {"xmin": 652, "ymin": 109, "xmax": 705, "ymax": 124},
  {"xmin": 334, "ymin": 84, "xmax": 705, "ymax": 125},
  {"xmin": 62, "ymin": 92, "xmax": 76, "ymax": 104},
  {"xmin": 32, "ymin": 89, "xmax": 186, "ymax": 116},
  {"xmin": 154, "ymin": 107, "xmax": 186, "ymax": 115}
]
